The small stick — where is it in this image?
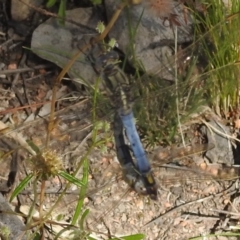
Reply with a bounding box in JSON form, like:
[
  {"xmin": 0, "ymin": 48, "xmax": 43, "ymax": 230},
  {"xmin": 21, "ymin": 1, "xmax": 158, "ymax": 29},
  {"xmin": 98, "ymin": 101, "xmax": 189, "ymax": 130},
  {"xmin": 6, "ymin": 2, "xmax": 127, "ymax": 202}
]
[{"xmin": 144, "ymin": 184, "xmax": 237, "ymax": 228}]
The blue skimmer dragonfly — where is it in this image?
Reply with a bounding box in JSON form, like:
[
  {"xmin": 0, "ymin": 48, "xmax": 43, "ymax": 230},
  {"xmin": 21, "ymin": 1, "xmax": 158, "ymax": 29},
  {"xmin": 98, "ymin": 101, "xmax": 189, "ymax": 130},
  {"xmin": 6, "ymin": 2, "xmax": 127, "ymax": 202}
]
[
  {"xmin": 91, "ymin": 47, "xmax": 158, "ymax": 200},
  {"xmin": 87, "ymin": 37, "xmax": 238, "ymax": 201}
]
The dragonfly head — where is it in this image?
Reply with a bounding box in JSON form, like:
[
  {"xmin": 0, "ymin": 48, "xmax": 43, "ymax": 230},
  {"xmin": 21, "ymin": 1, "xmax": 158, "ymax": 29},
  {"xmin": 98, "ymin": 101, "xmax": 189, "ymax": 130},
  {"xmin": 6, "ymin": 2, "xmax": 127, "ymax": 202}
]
[
  {"xmin": 133, "ymin": 178, "xmax": 158, "ymax": 200},
  {"xmin": 123, "ymin": 166, "xmax": 158, "ymax": 200}
]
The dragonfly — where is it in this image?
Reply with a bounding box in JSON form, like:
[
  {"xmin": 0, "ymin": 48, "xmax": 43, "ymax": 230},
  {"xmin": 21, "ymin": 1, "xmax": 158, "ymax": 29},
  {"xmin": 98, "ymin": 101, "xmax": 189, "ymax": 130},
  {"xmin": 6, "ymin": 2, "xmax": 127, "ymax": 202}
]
[
  {"xmin": 35, "ymin": 37, "xmax": 238, "ymax": 238},
  {"xmin": 91, "ymin": 46, "xmax": 158, "ymax": 200},
  {"xmin": 84, "ymin": 40, "xmax": 238, "ymax": 203}
]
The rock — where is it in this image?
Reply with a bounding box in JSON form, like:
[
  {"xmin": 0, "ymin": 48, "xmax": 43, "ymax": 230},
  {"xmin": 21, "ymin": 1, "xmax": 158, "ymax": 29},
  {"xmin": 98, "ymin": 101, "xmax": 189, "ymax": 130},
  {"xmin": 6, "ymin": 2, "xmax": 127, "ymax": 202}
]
[
  {"xmin": 105, "ymin": 0, "xmax": 193, "ymax": 76},
  {"xmin": 201, "ymin": 120, "xmax": 234, "ymax": 165},
  {"xmin": 0, "ymin": 193, "xmax": 26, "ymax": 240},
  {"xmin": 32, "ymin": 3, "xmax": 194, "ymax": 90},
  {"xmin": 31, "ymin": 8, "xmax": 101, "ymax": 89}
]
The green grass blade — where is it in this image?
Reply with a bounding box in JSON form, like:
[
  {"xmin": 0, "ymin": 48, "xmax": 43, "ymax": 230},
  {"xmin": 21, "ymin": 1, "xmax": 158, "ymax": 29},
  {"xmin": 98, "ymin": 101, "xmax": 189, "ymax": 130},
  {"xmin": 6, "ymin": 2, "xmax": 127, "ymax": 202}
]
[
  {"xmin": 58, "ymin": 0, "xmax": 66, "ymax": 25},
  {"xmin": 59, "ymin": 171, "xmax": 86, "ymax": 187},
  {"xmin": 91, "ymin": 0, "xmax": 102, "ymax": 5},
  {"xmin": 87, "ymin": 234, "xmax": 145, "ymax": 240},
  {"xmin": 46, "ymin": 0, "xmax": 57, "ymax": 8},
  {"xmin": 110, "ymin": 233, "xmax": 145, "ymax": 240},
  {"xmin": 26, "ymin": 140, "xmax": 40, "ymax": 154},
  {"xmin": 10, "ymin": 173, "xmax": 33, "ymax": 202},
  {"xmin": 71, "ymin": 158, "xmax": 89, "ymax": 225},
  {"xmin": 79, "ymin": 209, "xmax": 90, "ymax": 230}
]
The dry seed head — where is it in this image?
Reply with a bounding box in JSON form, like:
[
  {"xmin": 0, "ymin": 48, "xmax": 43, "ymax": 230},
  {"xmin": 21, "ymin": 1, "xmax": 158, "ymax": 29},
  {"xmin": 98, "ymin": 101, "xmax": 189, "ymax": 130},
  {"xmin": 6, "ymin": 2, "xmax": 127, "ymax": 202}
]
[
  {"xmin": 142, "ymin": 0, "xmax": 175, "ymax": 19},
  {"xmin": 32, "ymin": 149, "xmax": 63, "ymax": 179}
]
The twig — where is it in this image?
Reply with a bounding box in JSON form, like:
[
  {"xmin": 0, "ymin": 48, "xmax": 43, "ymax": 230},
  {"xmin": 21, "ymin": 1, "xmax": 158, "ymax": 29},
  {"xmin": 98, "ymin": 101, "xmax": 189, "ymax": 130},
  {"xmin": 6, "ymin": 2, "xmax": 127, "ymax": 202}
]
[
  {"xmin": 174, "ymin": 25, "xmax": 185, "ymax": 147},
  {"xmin": 0, "ymin": 38, "xmax": 12, "ymax": 48},
  {"xmin": 144, "ymin": 185, "xmax": 237, "ymax": 228},
  {"xmin": 0, "ymin": 64, "xmax": 54, "ymax": 75},
  {"xmin": 210, "ymin": 208, "xmax": 240, "ymax": 218},
  {"xmin": 181, "ymin": 214, "xmax": 220, "ymax": 222},
  {"xmin": 0, "ymin": 101, "xmax": 51, "ymax": 115},
  {"xmin": 24, "ymin": 71, "xmax": 53, "ymax": 83},
  {"xmin": 202, "ymin": 119, "xmax": 240, "ymax": 143},
  {"xmin": 0, "ymin": 121, "xmax": 36, "ymax": 155}
]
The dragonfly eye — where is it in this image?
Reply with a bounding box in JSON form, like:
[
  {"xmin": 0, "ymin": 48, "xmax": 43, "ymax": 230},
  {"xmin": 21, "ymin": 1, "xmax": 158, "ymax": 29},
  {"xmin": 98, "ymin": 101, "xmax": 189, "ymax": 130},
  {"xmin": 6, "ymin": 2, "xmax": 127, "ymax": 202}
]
[
  {"xmin": 122, "ymin": 165, "xmax": 150, "ymax": 196},
  {"xmin": 122, "ymin": 164, "xmax": 158, "ymax": 199},
  {"xmin": 133, "ymin": 178, "xmax": 148, "ymax": 195},
  {"xmin": 130, "ymin": 174, "xmax": 158, "ymax": 200}
]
